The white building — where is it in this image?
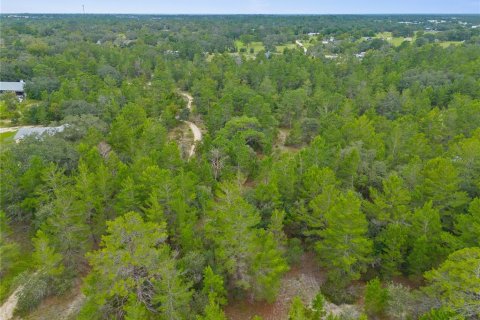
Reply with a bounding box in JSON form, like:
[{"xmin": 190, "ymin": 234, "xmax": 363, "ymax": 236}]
[
  {"xmin": 14, "ymin": 125, "xmax": 66, "ymax": 143},
  {"xmin": 0, "ymin": 80, "xmax": 26, "ymax": 100}
]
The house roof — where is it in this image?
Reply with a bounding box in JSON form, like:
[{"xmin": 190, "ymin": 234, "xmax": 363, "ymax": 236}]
[
  {"xmin": 14, "ymin": 125, "xmax": 65, "ymax": 141},
  {"xmin": 0, "ymin": 81, "xmax": 25, "ymax": 92}
]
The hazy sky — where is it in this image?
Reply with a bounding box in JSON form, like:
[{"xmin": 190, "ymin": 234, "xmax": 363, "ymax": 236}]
[{"xmin": 1, "ymin": 0, "xmax": 479, "ymax": 14}]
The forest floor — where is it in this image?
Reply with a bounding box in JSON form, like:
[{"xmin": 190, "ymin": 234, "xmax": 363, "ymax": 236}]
[
  {"xmin": 224, "ymin": 253, "xmax": 359, "ymax": 320},
  {"xmin": 24, "ymin": 284, "xmax": 85, "ymax": 320},
  {"xmin": 0, "ymin": 276, "xmax": 84, "ymax": 320},
  {"xmin": 274, "ymin": 128, "xmax": 301, "ymax": 153}
]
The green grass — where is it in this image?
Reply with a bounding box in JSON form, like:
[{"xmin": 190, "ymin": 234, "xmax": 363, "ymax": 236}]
[
  {"xmin": 0, "ymin": 131, "xmax": 16, "ymax": 145},
  {"xmin": 275, "ymin": 43, "xmax": 296, "ymax": 53},
  {"xmin": 376, "ymin": 32, "xmax": 393, "ymax": 38},
  {"xmin": 374, "ymin": 32, "xmax": 410, "ymax": 46},
  {"xmin": 234, "ymin": 40, "xmax": 265, "ymax": 53},
  {"xmin": 438, "ymin": 41, "xmax": 463, "ymax": 48},
  {"xmin": 375, "ymin": 31, "xmax": 462, "ymax": 48}
]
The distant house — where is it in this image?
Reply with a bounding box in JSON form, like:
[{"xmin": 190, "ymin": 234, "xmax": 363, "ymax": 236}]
[
  {"xmin": 14, "ymin": 125, "xmax": 65, "ymax": 143},
  {"xmin": 164, "ymin": 50, "xmax": 180, "ymax": 56},
  {"xmin": 355, "ymin": 52, "xmax": 366, "ymax": 59},
  {"xmin": 324, "ymin": 54, "xmax": 339, "ymax": 59},
  {"xmin": 0, "ymin": 80, "xmax": 26, "ymax": 100}
]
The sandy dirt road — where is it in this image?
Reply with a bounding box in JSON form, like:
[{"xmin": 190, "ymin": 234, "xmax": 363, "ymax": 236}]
[
  {"xmin": 179, "ymin": 92, "xmax": 202, "ymax": 157},
  {"xmin": 295, "ymin": 40, "xmax": 307, "ymax": 54}
]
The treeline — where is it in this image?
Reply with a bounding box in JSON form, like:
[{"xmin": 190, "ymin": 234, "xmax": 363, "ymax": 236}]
[
  {"xmin": 0, "ymin": 15, "xmax": 479, "ymax": 319},
  {"xmin": 1, "ymin": 14, "xmax": 479, "ymax": 75}
]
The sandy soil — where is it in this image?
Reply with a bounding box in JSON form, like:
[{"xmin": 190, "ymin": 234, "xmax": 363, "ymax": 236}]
[
  {"xmin": 295, "ymin": 40, "xmax": 307, "ymax": 54},
  {"xmin": 179, "ymin": 92, "xmax": 203, "ymax": 158},
  {"xmin": 0, "ymin": 126, "xmax": 37, "ymax": 133},
  {"xmin": 0, "ymin": 286, "xmax": 22, "ymax": 320}
]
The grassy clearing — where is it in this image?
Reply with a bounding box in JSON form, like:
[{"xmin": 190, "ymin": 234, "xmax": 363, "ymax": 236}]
[
  {"xmin": 375, "ymin": 31, "xmax": 463, "ymax": 48},
  {"xmin": 438, "ymin": 41, "xmax": 463, "ymax": 48},
  {"xmin": 234, "ymin": 40, "xmax": 265, "ymax": 53},
  {"xmin": 0, "ymin": 131, "xmax": 16, "ymax": 145},
  {"xmin": 374, "ymin": 32, "xmax": 410, "ymax": 46},
  {"xmin": 275, "ymin": 42, "xmax": 296, "ymax": 53}
]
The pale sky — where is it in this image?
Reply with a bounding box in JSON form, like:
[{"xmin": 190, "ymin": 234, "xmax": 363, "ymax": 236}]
[{"xmin": 1, "ymin": 0, "xmax": 479, "ymax": 14}]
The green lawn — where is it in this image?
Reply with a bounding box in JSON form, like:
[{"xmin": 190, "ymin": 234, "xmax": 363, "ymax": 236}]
[
  {"xmin": 374, "ymin": 32, "xmax": 410, "ymax": 46},
  {"xmin": 234, "ymin": 40, "xmax": 265, "ymax": 53},
  {"xmin": 0, "ymin": 131, "xmax": 16, "ymax": 145},
  {"xmin": 275, "ymin": 43, "xmax": 296, "ymax": 53},
  {"xmin": 438, "ymin": 41, "xmax": 463, "ymax": 48}
]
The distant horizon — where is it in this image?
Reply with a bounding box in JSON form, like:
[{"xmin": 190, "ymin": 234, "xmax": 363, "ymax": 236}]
[{"xmin": 1, "ymin": 0, "xmax": 479, "ymax": 15}]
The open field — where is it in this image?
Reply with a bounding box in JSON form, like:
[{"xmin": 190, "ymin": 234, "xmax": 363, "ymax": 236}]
[
  {"xmin": 374, "ymin": 31, "xmax": 463, "ymax": 47},
  {"xmin": 235, "ymin": 40, "xmax": 266, "ymax": 53},
  {"xmin": 275, "ymin": 42, "xmax": 296, "ymax": 52},
  {"xmin": 374, "ymin": 31, "xmax": 410, "ymax": 46}
]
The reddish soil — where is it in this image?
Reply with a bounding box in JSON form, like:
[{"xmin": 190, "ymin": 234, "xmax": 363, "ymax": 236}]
[{"xmin": 225, "ymin": 253, "xmax": 325, "ymax": 320}]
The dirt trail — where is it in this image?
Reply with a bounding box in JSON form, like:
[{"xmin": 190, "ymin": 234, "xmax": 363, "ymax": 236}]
[
  {"xmin": 179, "ymin": 92, "xmax": 202, "ymax": 158},
  {"xmin": 0, "ymin": 126, "xmax": 37, "ymax": 133},
  {"xmin": 295, "ymin": 40, "xmax": 307, "ymax": 54},
  {"xmin": 0, "ymin": 285, "xmax": 22, "ymax": 320},
  {"xmin": 60, "ymin": 292, "xmax": 85, "ymax": 320}
]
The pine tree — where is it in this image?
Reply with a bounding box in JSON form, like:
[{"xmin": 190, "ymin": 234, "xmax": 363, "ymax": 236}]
[
  {"xmin": 197, "ymin": 299, "xmax": 228, "ymax": 320},
  {"xmin": 43, "ymin": 185, "xmax": 90, "ymax": 271},
  {"xmin": 315, "ymin": 191, "xmax": 372, "ymax": 283},
  {"xmin": 202, "ymin": 266, "xmax": 227, "ymax": 306},
  {"xmin": 364, "ymin": 278, "xmax": 388, "ymax": 318},
  {"xmin": 407, "ymin": 202, "xmax": 454, "ymax": 275},
  {"xmin": 377, "ymin": 223, "xmax": 409, "ymax": 277},
  {"xmin": 417, "ymin": 157, "xmax": 468, "ymax": 229},
  {"xmin": 205, "ymin": 182, "xmax": 287, "ymax": 300},
  {"xmin": 250, "ymin": 229, "xmax": 289, "ymax": 302},
  {"xmin": 153, "ymin": 258, "xmax": 193, "ymax": 320},
  {"xmin": 115, "ymin": 176, "xmax": 141, "ymax": 214},
  {"xmin": 205, "ymin": 182, "xmax": 259, "ymax": 292},
  {"xmin": 32, "ymin": 230, "xmax": 64, "ymax": 277},
  {"xmin": 423, "ymin": 248, "xmax": 480, "ymax": 318},
  {"xmin": 80, "ymin": 212, "xmax": 188, "ymax": 319},
  {"xmin": 364, "ymin": 174, "xmax": 412, "ymax": 228},
  {"xmin": 456, "ymin": 197, "xmax": 480, "ymax": 247},
  {"xmin": 288, "ymin": 296, "xmax": 308, "ymax": 320}
]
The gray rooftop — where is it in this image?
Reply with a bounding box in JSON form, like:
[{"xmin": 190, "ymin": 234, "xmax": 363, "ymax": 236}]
[
  {"xmin": 0, "ymin": 81, "xmax": 25, "ymax": 92},
  {"xmin": 14, "ymin": 125, "xmax": 65, "ymax": 141}
]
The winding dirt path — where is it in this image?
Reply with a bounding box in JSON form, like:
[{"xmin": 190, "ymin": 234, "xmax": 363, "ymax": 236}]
[
  {"xmin": 0, "ymin": 126, "xmax": 37, "ymax": 134},
  {"xmin": 295, "ymin": 40, "xmax": 307, "ymax": 54},
  {"xmin": 0, "ymin": 285, "xmax": 22, "ymax": 320},
  {"xmin": 179, "ymin": 92, "xmax": 202, "ymax": 158}
]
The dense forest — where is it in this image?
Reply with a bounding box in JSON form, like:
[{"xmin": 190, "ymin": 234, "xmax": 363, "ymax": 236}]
[{"xmin": 0, "ymin": 14, "xmax": 480, "ymax": 319}]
